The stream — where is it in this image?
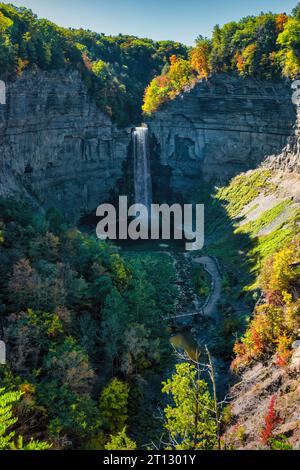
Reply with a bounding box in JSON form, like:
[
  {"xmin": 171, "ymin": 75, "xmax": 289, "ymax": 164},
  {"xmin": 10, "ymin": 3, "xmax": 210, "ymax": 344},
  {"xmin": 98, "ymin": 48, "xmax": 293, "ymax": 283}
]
[
  {"xmin": 120, "ymin": 238, "xmax": 232, "ymax": 400},
  {"xmin": 118, "ymin": 240, "xmax": 219, "ymax": 363}
]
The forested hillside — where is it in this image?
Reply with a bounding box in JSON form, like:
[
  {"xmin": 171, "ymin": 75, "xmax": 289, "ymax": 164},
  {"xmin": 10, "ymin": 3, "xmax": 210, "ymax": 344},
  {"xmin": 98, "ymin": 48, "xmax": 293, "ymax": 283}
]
[
  {"xmin": 0, "ymin": 3, "xmax": 187, "ymax": 124},
  {"xmin": 1, "ymin": 171, "xmax": 300, "ymax": 450},
  {"xmin": 143, "ymin": 6, "xmax": 300, "ymax": 114},
  {"xmin": 1, "ymin": 1, "xmax": 300, "ymax": 453},
  {"xmin": 0, "ymin": 199, "xmax": 178, "ymax": 449}
]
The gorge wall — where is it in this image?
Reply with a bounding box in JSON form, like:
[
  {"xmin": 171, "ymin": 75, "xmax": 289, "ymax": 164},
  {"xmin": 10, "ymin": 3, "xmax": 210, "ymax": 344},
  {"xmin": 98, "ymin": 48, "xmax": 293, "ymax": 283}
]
[
  {"xmin": 264, "ymin": 106, "xmax": 300, "ymax": 174},
  {"xmin": 0, "ymin": 69, "xmax": 131, "ymax": 222},
  {"xmin": 148, "ymin": 74, "xmax": 296, "ymax": 200},
  {"xmin": 0, "ymin": 71, "xmax": 298, "ymax": 219}
]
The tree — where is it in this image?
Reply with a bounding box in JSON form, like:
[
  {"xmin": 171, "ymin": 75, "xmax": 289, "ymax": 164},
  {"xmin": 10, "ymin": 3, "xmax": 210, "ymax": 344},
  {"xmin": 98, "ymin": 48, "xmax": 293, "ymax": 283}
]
[
  {"xmin": 142, "ymin": 75, "xmax": 170, "ymax": 115},
  {"xmin": 276, "ymin": 14, "xmax": 289, "ymax": 33},
  {"xmin": 0, "ymin": 3, "xmax": 188, "ymax": 124},
  {"xmin": 232, "ymin": 240, "xmax": 300, "ymax": 371},
  {"xmin": 43, "ymin": 337, "xmax": 95, "ymax": 394},
  {"xmin": 99, "ymin": 379, "xmax": 129, "ymax": 435},
  {"xmin": 105, "ymin": 427, "xmax": 137, "ymax": 450},
  {"xmin": 100, "ymin": 288, "xmax": 129, "ymax": 373},
  {"xmin": 190, "ymin": 37, "xmax": 212, "ymax": 78},
  {"xmin": 206, "ymin": 347, "xmax": 221, "ymax": 450},
  {"xmin": 162, "ymin": 363, "xmax": 217, "ymax": 450},
  {"xmin": 210, "ymin": 21, "xmax": 239, "ymax": 72},
  {"xmin": 260, "ymin": 242, "xmax": 300, "ymax": 305},
  {"xmin": 4, "ymin": 308, "xmax": 64, "ymax": 374},
  {"xmin": 92, "ymin": 59, "xmax": 111, "ymax": 82},
  {"xmin": 277, "ymin": 18, "xmax": 300, "ymax": 78},
  {"xmin": 277, "ymin": 18, "xmax": 300, "ymax": 50},
  {"xmin": 29, "ymin": 231, "xmax": 60, "ymax": 261},
  {"xmin": 8, "ymin": 258, "xmax": 36, "ymax": 310},
  {"xmin": 0, "ymin": 388, "xmax": 51, "ymax": 450},
  {"xmin": 120, "ymin": 323, "xmax": 160, "ymax": 376},
  {"xmin": 142, "ymin": 55, "xmax": 195, "ymax": 115},
  {"xmin": 261, "ymin": 396, "xmax": 281, "ymax": 446},
  {"xmin": 110, "ymin": 253, "xmax": 130, "ymax": 291},
  {"xmin": 292, "ymin": 3, "xmax": 300, "ymax": 20},
  {"xmin": 236, "ymin": 43, "xmax": 258, "ymax": 76},
  {"xmin": 0, "ymin": 11, "xmax": 12, "ymax": 32}
]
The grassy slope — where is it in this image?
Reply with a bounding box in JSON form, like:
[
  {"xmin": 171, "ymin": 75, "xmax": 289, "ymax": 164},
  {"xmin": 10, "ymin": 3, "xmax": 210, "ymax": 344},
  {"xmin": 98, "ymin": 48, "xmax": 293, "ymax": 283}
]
[
  {"xmin": 194, "ymin": 169, "xmax": 300, "ymax": 360},
  {"xmin": 199, "ymin": 168, "xmax": 300, "ymax": 449},
  {"xmin": 204, "ymin": 169, "xmax": 300, "ymax": 291}
]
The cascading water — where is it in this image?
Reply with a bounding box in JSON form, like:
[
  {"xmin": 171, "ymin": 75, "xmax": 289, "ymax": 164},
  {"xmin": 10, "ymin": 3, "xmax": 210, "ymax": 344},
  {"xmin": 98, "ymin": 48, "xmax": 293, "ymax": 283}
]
[{"xmin": 132, "ymin": 126, "xmax": 152, "ymax": 209}]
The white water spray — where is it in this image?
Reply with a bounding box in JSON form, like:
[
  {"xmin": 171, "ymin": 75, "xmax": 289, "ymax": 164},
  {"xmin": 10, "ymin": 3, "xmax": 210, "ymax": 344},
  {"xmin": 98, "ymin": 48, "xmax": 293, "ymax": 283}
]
[{"xmin": 133, "ymin": 126, "xmax": 152, "ymax": 209}]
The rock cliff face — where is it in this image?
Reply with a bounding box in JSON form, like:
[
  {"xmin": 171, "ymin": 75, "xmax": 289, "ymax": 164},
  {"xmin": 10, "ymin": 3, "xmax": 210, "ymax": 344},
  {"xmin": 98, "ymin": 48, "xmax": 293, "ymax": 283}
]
[
  {"xmin": 264, "ymin": 106, "xmax": 300, "ymax": 173},
  {"xmin": 0, "ymin": 71, "xmax": 298, "ymax": 218},
  {"xmin": 223, "ymin": 356, "xmax": 300, "ymax": 450},
  {"xmin": 0, "ymin": 70, "xmax": 131, "ymax": 222},
  {"xmin": 148, "ymin": 74, "xmax": 296, "ymax": 199}
]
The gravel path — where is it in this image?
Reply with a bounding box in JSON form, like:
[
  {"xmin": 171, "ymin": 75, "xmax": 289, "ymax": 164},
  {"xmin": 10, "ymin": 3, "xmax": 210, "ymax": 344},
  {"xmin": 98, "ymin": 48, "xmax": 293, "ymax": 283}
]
[{"xmin": 193, "ymin": 256, "xmax": 222, "ymax": 317}]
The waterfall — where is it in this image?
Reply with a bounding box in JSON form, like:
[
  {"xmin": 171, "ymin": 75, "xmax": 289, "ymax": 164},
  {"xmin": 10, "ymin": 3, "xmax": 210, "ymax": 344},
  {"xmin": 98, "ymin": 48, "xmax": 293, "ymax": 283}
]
[{"xmin": 133, "ymin": 126, "xmax": 152, "ymax": 209}]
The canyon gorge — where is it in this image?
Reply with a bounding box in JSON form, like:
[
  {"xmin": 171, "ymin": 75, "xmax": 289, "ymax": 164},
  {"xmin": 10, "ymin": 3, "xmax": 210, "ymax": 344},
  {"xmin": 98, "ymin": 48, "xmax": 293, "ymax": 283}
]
[
  {"xmin": 1, "ymin": 70, "xmax": 298, "ymax": 218},
  {"xmin": 1, "ymin": 2, "xmax": 300, "ymax": 451}
]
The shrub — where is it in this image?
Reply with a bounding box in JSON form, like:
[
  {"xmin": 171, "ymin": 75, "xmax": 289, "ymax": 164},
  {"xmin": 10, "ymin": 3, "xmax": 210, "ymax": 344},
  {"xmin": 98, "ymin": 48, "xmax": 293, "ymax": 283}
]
[{"xmin": 261, "ymin": 396, "xmax": 281, "ymax": 447}]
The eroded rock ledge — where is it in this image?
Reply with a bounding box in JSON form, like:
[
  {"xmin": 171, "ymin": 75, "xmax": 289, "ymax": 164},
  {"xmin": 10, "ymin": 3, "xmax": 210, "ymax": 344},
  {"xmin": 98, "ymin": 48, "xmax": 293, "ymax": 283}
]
[
  {"xmin": 264, "ymin": 107, "xmax": 300, "ymax": 174},
  {"xmin": 0, "ymin": 69, "xmax": 131, "ymax": 222},
  {"xmin": 148, "ymin": 74, "xmax": 295, "ymax": 199},
  {"xmin": 0, "ymin": 71, "xmax": 298, "ymax": 218}
]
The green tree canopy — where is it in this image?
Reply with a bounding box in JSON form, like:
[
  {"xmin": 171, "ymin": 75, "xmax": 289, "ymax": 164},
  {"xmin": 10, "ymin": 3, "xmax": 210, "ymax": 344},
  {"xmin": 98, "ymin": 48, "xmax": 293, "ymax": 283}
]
[{"xmin": 162, "ymin": 363, "xmax": 217, "ymax": 450}]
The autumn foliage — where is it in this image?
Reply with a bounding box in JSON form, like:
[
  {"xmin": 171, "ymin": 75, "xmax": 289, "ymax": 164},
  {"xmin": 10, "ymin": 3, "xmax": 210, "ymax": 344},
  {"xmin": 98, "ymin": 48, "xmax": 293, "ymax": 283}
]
[
  {"xmin": 190, "ymin": 37, "xmax": 212, "ymax": 79},
  {"xmin": 261, "ymin": 396, "xmax": 281, "ymax": 446},
  {"xmin": 276, "ymin": 14, "xmax": 289, "ymax": 32},
  {"xmin": 142, "ymin": 55, "xmax": 195, "ymax": 115},
  {"xmin": 143, "ymin": 11, "xmax": 300, "ymax": 115},
  {"xmin": 232, "ymin": 239, "xmax": 300, "ymax": 371}
]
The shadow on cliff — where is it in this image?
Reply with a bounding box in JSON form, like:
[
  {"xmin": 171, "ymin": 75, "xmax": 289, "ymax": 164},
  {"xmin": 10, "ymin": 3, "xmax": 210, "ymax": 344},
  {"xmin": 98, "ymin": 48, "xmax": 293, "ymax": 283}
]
[{"xmin": 193, "ymin": 181, "xmax": 258, "ymax": 362}]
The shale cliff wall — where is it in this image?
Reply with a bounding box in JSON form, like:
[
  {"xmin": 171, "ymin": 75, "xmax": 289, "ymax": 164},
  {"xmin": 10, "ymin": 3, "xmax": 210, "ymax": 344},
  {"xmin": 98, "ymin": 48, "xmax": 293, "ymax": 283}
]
[
  {"xmin": 148, "ymin": 74, "xmax": 296, "ymax": 199},
  {"xmin": 0, "ymin": 71, "xmax": 298, "ymax": 217},
  {"xmin": 0, "ymin": 70, "xmax": 131, "ymax": 222},
  {"xmin": 264, "ymin": 106, "xmax": 300, "ymax": 173}
]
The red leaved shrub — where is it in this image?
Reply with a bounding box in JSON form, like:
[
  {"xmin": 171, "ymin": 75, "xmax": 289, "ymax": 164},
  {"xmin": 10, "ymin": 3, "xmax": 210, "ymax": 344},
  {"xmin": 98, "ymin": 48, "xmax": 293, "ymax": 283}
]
[{"xmin": 261, "ymin": 396, "xmax": 281, "ymax": 446}]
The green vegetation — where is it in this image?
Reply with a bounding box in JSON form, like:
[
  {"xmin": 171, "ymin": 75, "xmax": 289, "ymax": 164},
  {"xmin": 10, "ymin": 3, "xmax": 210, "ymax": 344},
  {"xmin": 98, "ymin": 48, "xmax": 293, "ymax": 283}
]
[
  {"xmin": 216, "ymin": 170, "xmax": 275, "ymax": 218},
  {"xmin": 162, "ymin": 363, "xmax": 217, "ymax": 450},
  {"xmin": 232, "ymin": 239, "xmax": 300, "ymax": 371},
  {"xmin": 197, "ymin": 167, "xmax": 300, "ymax": 374},
  {"xmin": 0, "ymin": 198, "xmax": 178, "ymax": 449},
  {"xmin": 236, "ymin": 200, "xmax": 291, "ymax": 237},
  {"xmin": 143, "ymin": 8, "xmax": 300, "ymax": 114},
  {"xmin": 192, "ymin": 264, "xmax": 210, "ymax": 300},
  {"xmin": 197, "ymin": 169, "xmax": 300, "ymax": 361},
  {"xmin": 0, "ymin": 3, "xmax": 187, "ymax": 125},
  {"xmin": 1, "ymin": 3, "xmax": 300, "ymax": 452},
  {"xmin": 105, "ymin": 427, "xmax": 137, "ymax": 450},
  {"xmin": 207, "ymin": 169, "xmax": 299, "ymax": 281},
  {"xmin": 0, "ymin": 388, "xmax": 51, "ymax": 449},
  {"xmin": 0, "ymin": 198, "xmax": 229, "ymax": 450}
]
